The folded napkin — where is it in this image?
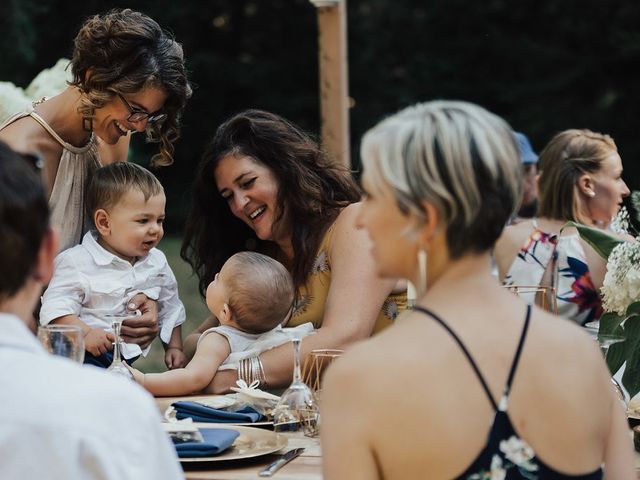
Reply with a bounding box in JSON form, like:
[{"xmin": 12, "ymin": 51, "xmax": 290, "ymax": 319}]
[
  {"xmin": 173, "ymin": 401, "xmax": 262, "ymax": 423},
  {"xmin": 174, "ymin": 428, "xmax": 239, "ymax": 458}
]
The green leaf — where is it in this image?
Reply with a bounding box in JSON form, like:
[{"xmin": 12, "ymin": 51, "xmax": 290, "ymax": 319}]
[
  {"xmin": 607, "ymin": 339, "xmax": 626, "ymax": 375},
  {"xmin": 563, "ymin": 221, "xmax": 623, "ymax": 260},
  {"xmin": 619, "ymin": 318, "xmax": 640, "ymax": 397},
  {"xmin": 601, "ymin": 312, "xmax": 626, "ymax": 374},
  {"xmin": 626, "ymin": 301, "xmax": 640, "ymax": 317},
  {"xmin": 599, "ymin": 311, "xmax": 625, "ymax": 335}
]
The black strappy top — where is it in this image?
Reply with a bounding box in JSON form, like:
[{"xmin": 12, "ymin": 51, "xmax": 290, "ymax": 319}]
[{"xmin": 413, "ymin": 305, "xmax": 603, "ymax": 480}]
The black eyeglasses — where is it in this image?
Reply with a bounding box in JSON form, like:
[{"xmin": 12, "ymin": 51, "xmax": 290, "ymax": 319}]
[{"xmin": 117, "ymin": 93, "xmax": 167, "ymax": 125}]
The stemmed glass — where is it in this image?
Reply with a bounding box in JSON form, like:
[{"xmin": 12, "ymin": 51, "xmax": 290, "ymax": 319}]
[
  {"xmin": 272, "ymin": 329, "xmax": 319, "ymax": 437},
  {"xmin": 105, "ymin": 313, "xmax": 134, "ymax": 380},
  {"xmin": 584, "ymin": 321, "xmax": 626, "ymax": 402},
  {"xmin": 37, "ymin": 325, "xmax": 85, "ymax": 363}
]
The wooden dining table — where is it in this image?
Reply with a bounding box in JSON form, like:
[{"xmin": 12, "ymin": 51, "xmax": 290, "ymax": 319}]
[
  {"xmin": 156, "ymin": 395, "xmax": 640, "ymax": 479},
  {"xmin": 155, "ymin": 395, "xmax": 323, "ymax": 480},
  {"xmin": 181, "ymin": 429, "xmax": 321, "ymax": 480}
]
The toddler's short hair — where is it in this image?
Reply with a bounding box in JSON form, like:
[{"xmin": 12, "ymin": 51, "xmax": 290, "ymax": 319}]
[
  {"xmin": 85, "ymin": 162, "xmax": 164, "ymax": 219},
  {"xmin": 225, "ymin": 252, "xmax": 294, "ymax": 333}
]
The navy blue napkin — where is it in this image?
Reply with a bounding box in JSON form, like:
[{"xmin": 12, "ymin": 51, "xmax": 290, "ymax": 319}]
[
  {"xmin": 173, "ymin": 401, "xmax": 263, "ymax": 423},
  {"xmin": 174, "ymin": 428, "xmax": 240, "ymax": 458}
]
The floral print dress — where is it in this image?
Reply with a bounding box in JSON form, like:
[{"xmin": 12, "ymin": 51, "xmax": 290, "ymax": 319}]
[
  {"xmin": 503, "ymin": 221, "xmax": 603, "ymax": 325},
  {"xmin": 413, "ymin": 305, "xmax": 603, "ymax": 480},
  {"xmin": 287, "ymin": 224, "xmax": 406, "ymax": 334}
]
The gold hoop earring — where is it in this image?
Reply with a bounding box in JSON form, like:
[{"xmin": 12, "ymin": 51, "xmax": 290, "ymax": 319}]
[{"xmin": 417, "ymin": 246, "xmax": 427, "ymax": 297}]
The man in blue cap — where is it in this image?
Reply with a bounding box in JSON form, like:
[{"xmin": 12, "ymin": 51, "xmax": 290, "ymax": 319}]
[{"xmin": 515, "ymin": 132, "xmax": 539, "ymax": 219}]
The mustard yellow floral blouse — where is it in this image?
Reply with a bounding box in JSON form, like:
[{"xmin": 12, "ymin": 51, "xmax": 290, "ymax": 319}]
[{"xmin": 287, "ymin": 224, "xmax": 406, "ymax": 334}]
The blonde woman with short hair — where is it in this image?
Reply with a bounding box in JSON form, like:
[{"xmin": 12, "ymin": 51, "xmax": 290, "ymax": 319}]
[{"xmin": 321, "ymin": 102, "xmax": 634, "ymax": 480}]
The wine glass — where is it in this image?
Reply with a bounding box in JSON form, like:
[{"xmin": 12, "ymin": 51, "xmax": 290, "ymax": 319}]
[
  {"xmin": 37, "ymin": 325, "xmax": 85, "ymax": 363},
  {"xmin": 584, "ymin": 321, "xmax": 626, "ymax": 402},
  {"xmin": 104, "ymin": 313, "xmax": 134, "ymax": 380},
  {"xmin": 272, "ymin": 329, "xmax": 320, "ymax": 437},
  {"xmin": 584, "ymin": 321, "xmax": 625, "ymax": 356}
]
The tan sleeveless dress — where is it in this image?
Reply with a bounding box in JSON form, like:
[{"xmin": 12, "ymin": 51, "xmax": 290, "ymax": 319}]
[{"xmin": 0, "ymin": 109, "xmax": 100, "ymax": 252}]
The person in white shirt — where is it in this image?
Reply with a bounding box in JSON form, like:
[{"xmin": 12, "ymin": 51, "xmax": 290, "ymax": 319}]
[
  {"xmin": 40, "ymin": 161, "xmax": 186, "ymax": 369},
  {"xmin": 0, "ymin": 141, "xmax": 185, "ymax": 479},
  {"xmin": 131, "ymin": 251, "xmax": 312, "ymax": 396}
]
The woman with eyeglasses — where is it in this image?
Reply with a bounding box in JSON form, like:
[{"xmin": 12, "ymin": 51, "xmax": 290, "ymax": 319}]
[{"xmin": 0, "ymin": 8, "xmax": 192, "ymax": 350}]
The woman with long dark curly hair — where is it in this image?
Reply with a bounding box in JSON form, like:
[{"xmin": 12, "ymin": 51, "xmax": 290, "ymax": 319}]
[{"xmin": 182, "ymin": 109, "xmax": 406, "ymax": 391}]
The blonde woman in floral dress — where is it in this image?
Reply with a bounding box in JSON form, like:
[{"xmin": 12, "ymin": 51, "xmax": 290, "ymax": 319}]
[
  {"xmin": 321, "ymin": 101, "xmax": 634, "ymax": 479},
  {"xmin": 494, "ymin": 129, "xmax": 630, "ymax": 325}
]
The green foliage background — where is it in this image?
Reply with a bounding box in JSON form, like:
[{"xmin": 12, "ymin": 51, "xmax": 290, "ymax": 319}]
[
  {"xmin": 2, "ymin": 0, "xmax": 639, "ymax": 235},
  {"xmin": 3, "ymin": 0, "xmax": 640, "ymax": 370}
]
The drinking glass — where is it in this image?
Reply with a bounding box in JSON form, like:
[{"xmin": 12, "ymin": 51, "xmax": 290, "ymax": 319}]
[
  {"xmin": 584, "ymin": 321, "xmax": 625, "ymax": 356},
  {"xmin": 303, "ymin": 349, "xmax": 343, "ymax": 392},
  {"xmin": 272, "ymin": 329, "xmax": 320, "ymax": 437},
  {"xmin": 37, "ymin": 325, "xmax": 85, "ymax": 363},
  {"xmin": 104, "ymin": 313, "xmax": 134, "ymax": 380}
]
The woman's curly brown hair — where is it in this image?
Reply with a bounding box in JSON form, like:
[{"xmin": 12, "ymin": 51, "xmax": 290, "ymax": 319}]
[
  {"xmin": 70, "ymin": 8, "xmax": 192, "ymax": 166},
  {"xmin": 181, "ymin": 109, "xmax": 361, "ymax": 298}
]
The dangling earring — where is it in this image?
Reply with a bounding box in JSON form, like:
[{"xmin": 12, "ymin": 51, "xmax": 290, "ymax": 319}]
[
  {"xmin": 417, "ymin": 246, "xmax": 427, "ymax": 297},
  {"xmin": 82, "ymin": 113, "xmax": 93, "ymax": 132}
]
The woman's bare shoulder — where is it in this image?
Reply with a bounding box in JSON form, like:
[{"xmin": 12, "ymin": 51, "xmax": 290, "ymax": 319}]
[
  {"xmin": 326, "ymin": 202, "xmax": 365, "ymax": 251},
  {"xmin": 494, "ymin": 221, "xmax": 535, "ymax": 279},
  {"xmin": 334, "ymin": 202, "xmax": 361, "ymax": 225},
  {"xmin": 527, "ymin": 310, "xmax": 603, "ymax": 369},
  {"xmin": 0, "ymin": 115, "xmax": 66, "ymax": 162},
  {"xmin": 498, "ymin": 220, "xmax": 535, "ymax": 245},
  {"xmin": 323, "ymin": 332, "xmax": 395, "ymax": 398},
  {"xmin": 0, "ymin": 116, "xmax": 40, "ymax": 152}
]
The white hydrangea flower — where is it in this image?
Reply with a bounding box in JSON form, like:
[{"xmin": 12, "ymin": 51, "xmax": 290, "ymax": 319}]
[
  {"xmin": 610, "ymin": 206, "xmax": 630, "ymax": 235},
  {"xmin": 601, "ymin": 241, "xmax": 640, "ymax": 316},
  {"xmin": 499, "ymin": 436, "xmax": 538, "ymax": 471},
  {"xmin": 25, "ymin": 58, "xmax": 72, "ymax": 100},
  {"xmin": 1, "ymin": 58, "xmax": 72, "ymax": 125},
  {"xmin": 632, "ymin": 191, "xmax": 640, "ymax": 215},
  {"xmin": 0, "ymin": 82, "xmax": 30, "ymax": 124}
]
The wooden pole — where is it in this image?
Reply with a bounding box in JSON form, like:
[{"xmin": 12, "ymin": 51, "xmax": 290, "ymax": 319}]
[{"xmin": 311, "ymin": 0, "xmax": 350, "ymax": 168}]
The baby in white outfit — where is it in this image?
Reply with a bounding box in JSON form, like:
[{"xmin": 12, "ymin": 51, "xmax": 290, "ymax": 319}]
[{"xmin": 132, "ymin": 251, "xmax": 311, "ymax": 395}]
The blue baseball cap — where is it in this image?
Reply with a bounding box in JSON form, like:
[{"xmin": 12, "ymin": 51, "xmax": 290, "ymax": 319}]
[{"xmin": 515, "ymin": 132, "xmax": 538, "ymax": 165}]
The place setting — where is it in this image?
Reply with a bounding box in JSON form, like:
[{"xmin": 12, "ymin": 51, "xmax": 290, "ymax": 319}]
[{"xmin": 155, "ymin": 341, "xmax": 337, "ymax": 475}]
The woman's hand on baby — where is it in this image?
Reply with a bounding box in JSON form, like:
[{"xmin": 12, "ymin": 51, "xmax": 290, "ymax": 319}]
[
  {"xmin": 165, "ymin": 347, "xmax": 186, "ymax": 370},
  {"xmin": 84, "ymin": 329, "xmax": 115, "ymax": 356},
  {"xmin": 120, "ymin": 294, "xmax": 160, "ymax": 349}
]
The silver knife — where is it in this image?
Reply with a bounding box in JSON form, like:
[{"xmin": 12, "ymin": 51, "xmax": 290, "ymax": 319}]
[{"xmin": 258, "ymin": 448, "xmax": 305, "ymax": 477}]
